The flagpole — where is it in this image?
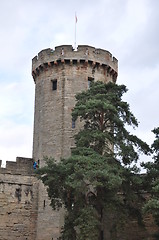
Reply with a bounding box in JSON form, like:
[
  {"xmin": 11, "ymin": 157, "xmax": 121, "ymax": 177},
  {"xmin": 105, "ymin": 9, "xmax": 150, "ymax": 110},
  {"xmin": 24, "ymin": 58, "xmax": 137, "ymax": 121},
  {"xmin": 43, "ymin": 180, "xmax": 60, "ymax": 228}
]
[{"xmin": 74, "ymin": 12, "xmax": 77, "ymax": 49}]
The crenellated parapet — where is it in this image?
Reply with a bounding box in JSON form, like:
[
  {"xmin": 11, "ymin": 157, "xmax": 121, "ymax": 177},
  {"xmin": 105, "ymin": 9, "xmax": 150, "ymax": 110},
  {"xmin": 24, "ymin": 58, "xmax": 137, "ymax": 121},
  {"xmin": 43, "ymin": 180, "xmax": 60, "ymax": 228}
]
[
  {"xmin": 32, "ymin": 45, "xmax": 118, "ymax": 82},
  {"xmin": 0, "ymin": 157, "xmax": 34, "ymax": 175}
]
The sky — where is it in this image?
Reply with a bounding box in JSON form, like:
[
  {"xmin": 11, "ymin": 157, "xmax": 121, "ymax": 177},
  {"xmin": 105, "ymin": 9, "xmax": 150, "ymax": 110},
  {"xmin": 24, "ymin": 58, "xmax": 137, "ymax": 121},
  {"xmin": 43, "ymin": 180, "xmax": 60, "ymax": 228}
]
[{"xmin": 0, "ymin": 0, "xmax": 159, "ymax": 167}]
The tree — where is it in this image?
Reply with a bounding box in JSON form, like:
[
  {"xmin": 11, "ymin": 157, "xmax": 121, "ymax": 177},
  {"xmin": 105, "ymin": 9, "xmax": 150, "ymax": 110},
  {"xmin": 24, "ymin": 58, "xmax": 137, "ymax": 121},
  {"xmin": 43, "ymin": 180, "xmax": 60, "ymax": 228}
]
[
  {"xmin": 37, "ymin": 81, "xmax": 150, "ymax": 240},
  {"xmin": 143, "ymin": 127, "xmax": 159, "ymax": 234},
  {"xmin": 72, "ymin": 81, "xmax": 149, "ymax": 165}
]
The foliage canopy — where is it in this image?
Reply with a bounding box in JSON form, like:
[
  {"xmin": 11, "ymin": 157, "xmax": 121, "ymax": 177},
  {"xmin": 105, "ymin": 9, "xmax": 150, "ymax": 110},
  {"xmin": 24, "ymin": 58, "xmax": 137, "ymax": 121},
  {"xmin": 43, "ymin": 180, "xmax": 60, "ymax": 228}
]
[{"xmin": 143, "ymin": 127, "xmax": 159, "ymax": 229}]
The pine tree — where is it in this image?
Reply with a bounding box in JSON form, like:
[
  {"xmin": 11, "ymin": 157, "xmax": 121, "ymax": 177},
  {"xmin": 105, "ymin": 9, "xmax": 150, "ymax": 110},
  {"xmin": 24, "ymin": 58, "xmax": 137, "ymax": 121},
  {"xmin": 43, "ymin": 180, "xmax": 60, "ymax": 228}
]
[
  {"xmin": 143, "ymin": 127, "xmax": 159, "ymax": 231},
  {"xmin": 37, "ymin": 81, "xmax": 150, "ymax": 239},
  {"xmin": 72, "ymin": 81, "xmax": 149, "ymax": 164}
]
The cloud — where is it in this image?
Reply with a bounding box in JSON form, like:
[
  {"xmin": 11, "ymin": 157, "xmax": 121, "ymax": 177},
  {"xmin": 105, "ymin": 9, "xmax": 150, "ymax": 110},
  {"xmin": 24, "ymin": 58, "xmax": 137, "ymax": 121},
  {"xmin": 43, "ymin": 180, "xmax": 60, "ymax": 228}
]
[
  {"xmin": 0, "ymin": 120, "xmax": 33, "ymax": 164},
  {"xmin": 0, "ymin": 79, "xmax": 34, "ymax": 164},
  {"xmin": 0, "ymin": 80, "xmax": 34, "ymax": 120}
]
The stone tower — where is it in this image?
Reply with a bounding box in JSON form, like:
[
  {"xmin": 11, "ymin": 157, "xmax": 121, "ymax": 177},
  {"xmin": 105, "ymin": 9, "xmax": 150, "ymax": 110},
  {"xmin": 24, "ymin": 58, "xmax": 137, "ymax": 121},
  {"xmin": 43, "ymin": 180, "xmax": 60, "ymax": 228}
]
[
  {"xmin": 32, "ymin": 45, "xmax": 118, "ymax": 166},
  {"xmin": 31, "ymin": 45, "xmax": 118, "ymax": 240}
]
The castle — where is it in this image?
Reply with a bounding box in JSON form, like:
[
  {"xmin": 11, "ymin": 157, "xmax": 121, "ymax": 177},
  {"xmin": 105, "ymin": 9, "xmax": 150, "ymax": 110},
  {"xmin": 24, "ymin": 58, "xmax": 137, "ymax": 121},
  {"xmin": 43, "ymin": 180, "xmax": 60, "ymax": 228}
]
[{"xmin": 0, "ymin": 45, "xmax": 157, "ymax": 240}]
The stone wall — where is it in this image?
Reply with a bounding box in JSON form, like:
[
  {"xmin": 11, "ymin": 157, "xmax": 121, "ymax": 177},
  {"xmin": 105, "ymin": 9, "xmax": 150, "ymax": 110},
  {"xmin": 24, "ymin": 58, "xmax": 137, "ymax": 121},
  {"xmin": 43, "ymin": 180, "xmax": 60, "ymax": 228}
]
[
  {"xmin": 0, "ymin": 157, "xmax": 64, "ymax": 240},
  {"xmin": 35, "ymin": 181, "xmax": 63, "ymax": 240},
  {"xmin": 0, "ymin": 157, "xmax": 38, "ymax": 240},
  {"xmin": 102, "ymin": 203, "xmax": 158, "ymax": 240}
]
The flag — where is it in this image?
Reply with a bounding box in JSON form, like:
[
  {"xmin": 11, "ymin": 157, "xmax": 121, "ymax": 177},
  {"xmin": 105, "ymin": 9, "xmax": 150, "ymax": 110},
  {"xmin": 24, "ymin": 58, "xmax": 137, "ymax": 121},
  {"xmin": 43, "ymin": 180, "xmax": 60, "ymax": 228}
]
[{"xmin": 75, "ymin": 13, "xmax": 77, "ymax": 23}]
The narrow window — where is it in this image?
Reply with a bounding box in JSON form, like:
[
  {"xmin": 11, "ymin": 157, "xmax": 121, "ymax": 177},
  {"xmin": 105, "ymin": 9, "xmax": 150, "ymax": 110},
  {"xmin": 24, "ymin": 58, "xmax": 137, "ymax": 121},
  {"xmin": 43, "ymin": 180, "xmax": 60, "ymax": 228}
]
[
  {"xmin": 43, "ymin": 200, "xmax": 46, "ymax": 208},
  {"xmin": 52, "ymin": 80, "xmax": 57, "ymax": 91},
  {"xmin": 72, "ymin": 119, "xmax": 76, "ymax": 129},
  {"xmin": 88, "ymin": 77, "xmax": 94, "ymax": 89}
]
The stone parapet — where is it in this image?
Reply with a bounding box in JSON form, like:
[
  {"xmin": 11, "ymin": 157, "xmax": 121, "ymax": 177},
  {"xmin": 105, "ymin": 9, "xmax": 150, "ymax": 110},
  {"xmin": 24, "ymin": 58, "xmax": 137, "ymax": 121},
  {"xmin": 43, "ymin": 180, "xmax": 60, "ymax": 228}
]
[
  {"xmin": 0, "ymin": 157, "xmax": 34, "ymax": 175},
  {"xmin": 32, "ymin": 45, "xmax": 118, "ymax": 82},
  {"xmin": 0, "ymin": 162, "xmax": 38, "ymax": 240}
]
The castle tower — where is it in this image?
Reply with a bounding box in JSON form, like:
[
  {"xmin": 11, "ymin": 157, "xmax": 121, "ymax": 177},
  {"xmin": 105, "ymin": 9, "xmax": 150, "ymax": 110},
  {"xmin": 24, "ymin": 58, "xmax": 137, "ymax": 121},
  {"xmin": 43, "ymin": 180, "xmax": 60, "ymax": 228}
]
[
  {"xmin": 32, "ymin": 45, "xmax": 118, "ymax": 240},
  {"xmin": 32, "ymin": 45, "xmax": 118, "ymax": 166}
]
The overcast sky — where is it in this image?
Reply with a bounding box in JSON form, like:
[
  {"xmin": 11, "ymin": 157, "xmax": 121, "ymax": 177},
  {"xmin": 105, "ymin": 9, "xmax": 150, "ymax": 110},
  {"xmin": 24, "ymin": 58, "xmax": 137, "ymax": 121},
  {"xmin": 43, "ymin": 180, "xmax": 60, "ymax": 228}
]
[{"xmin": 0, "ymin": 0, "xmax": 159, "ymax": 167}]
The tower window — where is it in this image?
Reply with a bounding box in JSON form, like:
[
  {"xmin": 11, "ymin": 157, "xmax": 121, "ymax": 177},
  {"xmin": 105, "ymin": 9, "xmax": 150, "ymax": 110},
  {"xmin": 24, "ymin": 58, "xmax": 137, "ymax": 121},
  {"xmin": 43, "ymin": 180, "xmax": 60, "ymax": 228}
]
[
  {"xmin": 88, "ymin": 77, "xmax": 94, "ymax": 89},
  {"xmin": 52, "ymin": 80, "xmax": 57, "ymax": 90}
]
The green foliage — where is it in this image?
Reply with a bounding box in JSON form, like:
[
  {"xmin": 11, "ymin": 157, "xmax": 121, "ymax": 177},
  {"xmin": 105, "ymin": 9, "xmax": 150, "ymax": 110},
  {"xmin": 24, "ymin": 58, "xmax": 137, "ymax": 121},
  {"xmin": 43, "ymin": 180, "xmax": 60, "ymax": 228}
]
[
  {"xmin": 72, "ymin": 82, "xmax": 150, "ymax": 165},
  {"xmin": 37, "ymin": 81, "xmax": 150, "ymax": 239},
  {"xmin": 143, "ymin": 127, "xmax": 159, "ymax": 227},
  {"xmin": 38, "ymin": 150, "xmax": 124, "ymax": 239},
  {"xmin": 75, "ymin": 206, "xmax": 100, "ymax": 240}
]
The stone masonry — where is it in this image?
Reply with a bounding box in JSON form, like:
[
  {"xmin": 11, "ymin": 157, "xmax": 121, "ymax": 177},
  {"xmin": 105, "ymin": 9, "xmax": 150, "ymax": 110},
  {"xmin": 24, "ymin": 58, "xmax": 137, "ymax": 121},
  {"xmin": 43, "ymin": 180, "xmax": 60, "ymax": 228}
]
[{"xmin": 0, "ymin": 158, "xmax": 38, "ymax": 240}]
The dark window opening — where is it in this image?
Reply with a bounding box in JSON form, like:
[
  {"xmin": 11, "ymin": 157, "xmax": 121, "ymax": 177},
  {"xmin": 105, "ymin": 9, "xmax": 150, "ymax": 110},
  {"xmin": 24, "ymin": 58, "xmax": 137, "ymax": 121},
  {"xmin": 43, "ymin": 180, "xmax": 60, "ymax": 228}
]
[
  {"xmin": 52, "ymin": 80, "xmax": 57, "ymax": 90},
  {"xmin": 73, "ymin": 59, "xmax": 77, "ymax": 64},
  {"xmin": 72, "ymin": 119, "xmax": 76, "ymax": 129},
  {"xmin": 65, "ymin": 59, "xmax": 70, "ymax": 64},
  {"xmin": 15, "ymin": 188, "xmax": 22, "ymax": 203},
  {"xmin": 43, "ymin": 200, "xmax": 46, "ymax": 208},
  {"xmin": 88, "ymin": 77, "xmax": 94, "ymax": 88},
  {"xmin": 80, "ymin": 59, "xmax": 85, "ymax": 64}
]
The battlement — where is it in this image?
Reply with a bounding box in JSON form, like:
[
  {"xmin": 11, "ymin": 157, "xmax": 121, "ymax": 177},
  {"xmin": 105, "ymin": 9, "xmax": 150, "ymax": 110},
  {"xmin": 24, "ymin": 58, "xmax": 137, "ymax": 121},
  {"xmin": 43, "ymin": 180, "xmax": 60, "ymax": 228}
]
[
  {"xmin": 32, "ymin": 45, "xmax": 118, "ymax": 81},
  {"xmin": 0, "ymin": 157, "xmax": 34, "ymax": 175}
]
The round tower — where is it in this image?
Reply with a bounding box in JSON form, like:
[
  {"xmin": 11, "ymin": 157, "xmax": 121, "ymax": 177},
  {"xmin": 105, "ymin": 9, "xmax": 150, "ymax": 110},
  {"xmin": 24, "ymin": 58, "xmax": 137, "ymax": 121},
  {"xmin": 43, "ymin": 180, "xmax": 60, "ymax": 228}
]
[{"xmin": 32, "ymin": 45, "xmax": 118, "ymax": 165}]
